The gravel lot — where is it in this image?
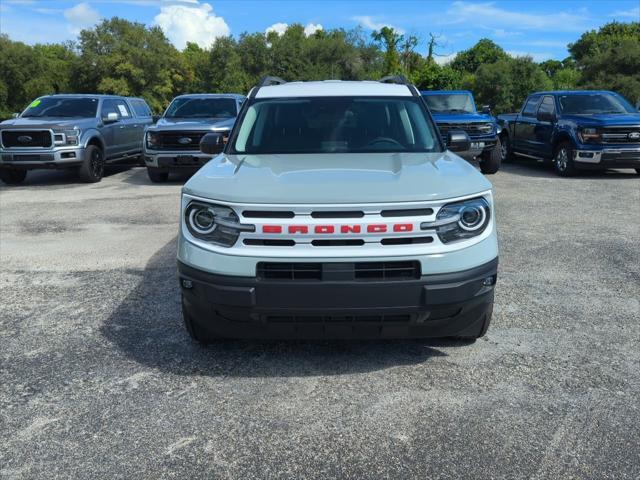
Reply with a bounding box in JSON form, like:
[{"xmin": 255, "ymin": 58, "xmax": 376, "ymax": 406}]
[{"xmin": 1, "ymin": 164, "xmax": 639, "ymax": 479}]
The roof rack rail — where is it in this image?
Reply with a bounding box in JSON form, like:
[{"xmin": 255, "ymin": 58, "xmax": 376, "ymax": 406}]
[
  {"xmin": 249, "ymin": 76, "xmax": 287, "ymax": 98},
  {"xmin": 379, "ymin": 75, "xmax": 411, "ymax": 85}
]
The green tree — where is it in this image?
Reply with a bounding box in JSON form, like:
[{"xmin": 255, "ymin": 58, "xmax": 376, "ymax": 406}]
[
  {"xmin": 372, "ymin": 27, "xmax": 403, "ymax": 76},
  {"xmin": 449, "ymin": 38, "xmax": 507, "ymax": 74}
]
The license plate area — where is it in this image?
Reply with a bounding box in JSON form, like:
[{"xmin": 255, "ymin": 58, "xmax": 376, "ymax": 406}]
[{"xmin": 470, "ymin": 142, "xmax": 485, "ymax": 149}]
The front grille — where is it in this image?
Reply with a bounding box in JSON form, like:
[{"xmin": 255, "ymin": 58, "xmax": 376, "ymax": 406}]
[
  {"xmin": 601, "ymin": 126, "xmax": 640, "ymax": 144},
  {"xmin": 438, "ymin": 122, "xmax": 493, "ymax": 138},
  {"xmin": 153, "ymin": 131, "xmax": 210, "ymax": 150},
  {"xmin": 257, "ymin": 261, "xmax": 421, "ymax": 281},
  {"xmin": 265, "ymin": 314, "xmax": 411, "ymax": 323},
  {"xmin": 1, "ymin": 130, "xmax": 52, "ymax": 148}
]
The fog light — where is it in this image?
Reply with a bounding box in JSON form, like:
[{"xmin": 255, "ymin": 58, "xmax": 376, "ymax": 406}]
[
  {"xmin": 181, "ymin": 279, "xmax": 193, "ymax": 289},
  {"xmin": 483, "ymin": 275, "xmax": 496, "ymax": 286}
]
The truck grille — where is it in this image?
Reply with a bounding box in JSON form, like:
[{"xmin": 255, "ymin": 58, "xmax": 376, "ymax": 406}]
[
  {"xmin": 1, "ymin": 130, "xmax": 52, "ymax": 148},
  {"xmin": 153, "ymin": 131, "xmax": 210, "ymax": 150},
  {"xmin": 601, "ymin": 126, "xmax": 640, "ymax": 144},
  {"xmin": 257, "ymin": 261, "xmax": 421, "ymax": 281},
  {"xmin": 437, "ymin": 122, "xmax": 493, "ymax": 140}
]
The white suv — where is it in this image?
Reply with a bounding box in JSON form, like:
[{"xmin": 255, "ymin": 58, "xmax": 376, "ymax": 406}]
[{"xmin": 177, "ymin": 77, "xmax": 498, "ymax": 342}]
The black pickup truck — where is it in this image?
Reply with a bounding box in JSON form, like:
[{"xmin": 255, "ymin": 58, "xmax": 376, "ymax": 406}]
[{"xmin": 497, "ymin": 90, "xmax": 640, "ymax": 176}]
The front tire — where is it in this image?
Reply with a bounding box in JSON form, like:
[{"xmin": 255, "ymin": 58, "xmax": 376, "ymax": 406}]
[
  {"xmin": 0, "ymin": 168, "xmax": 27, "ymax": 185},
  {"xmin": 147, "ymin": 167, "xmax": 169, "ymax": 183},
  {"xmin": 479, "ymin": 138, "xmax": 502, "ymax": 174},
  {"xmin": 553, "ymin": 142, "xmax": 576, "ymax": 177},
  {"xmin": 78, "ymin": 145, "xmax": 105, "ymax": 183},
  {"xmin": 499, "ymin": 133, "xmax": 513, "ymax": 163}
]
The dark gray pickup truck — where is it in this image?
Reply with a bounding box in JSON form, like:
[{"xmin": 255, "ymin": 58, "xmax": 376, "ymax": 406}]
[
  {"xmin": 0, "ymin": 94, "xmax": 153, "ymax": 184},
  {"xmin": 143, "ymin": 94, "xmax": 245, "ymax": 182}
]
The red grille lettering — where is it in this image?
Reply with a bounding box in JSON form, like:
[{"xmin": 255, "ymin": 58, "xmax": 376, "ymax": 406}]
[
  {"xmin": 340, "ymin": 225, "xmax": 362, "ymax": 233},
  {"xmin": 315, "ymin": 225, "xmax": 335, "ymax": 234},
  {"xmin": 288, "ymin": 225, "xmax": 309, "ymax": 234},
  {"xmin": 367, "ymin": 224, "xmax": 387, "ymax": 233},
  {"xmin": 393, "ymin": 223, "xmax": 413, "ymax": 232},
  {"xmin": 262, "ymin": 225, "xmax": 282, "ymax": 234}
]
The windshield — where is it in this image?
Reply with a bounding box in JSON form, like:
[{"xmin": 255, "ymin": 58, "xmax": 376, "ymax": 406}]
[
  {"xmin": 22, "ymin": 97, "xmax": 98, "ymax": 118},
  {"xmin": 423, "ymin": 93, "xmax": 475, "ymax": 113},
  {"xmin": 231, "ymin": 97, "xmax": 440, "ymax": 154},
  {"xmin": 558, "ymin": 93, "xmax": 635, "ymax": 115},
  {"xmin": 165, "ymin": 97, "xmax": 237, "ymax": 119}
]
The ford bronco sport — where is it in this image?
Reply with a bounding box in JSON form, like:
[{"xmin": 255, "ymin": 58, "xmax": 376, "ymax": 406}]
[
  {"xmin": 0, "ymin": 94, "xmax": 152, "ymax": 184},
  {"xmin": 144, "ymin": 94, "xmax": 245, "ymax": 182},
  {"xmin": 178, "ymin": 77, "xmax": 499, "ymax": 342}
]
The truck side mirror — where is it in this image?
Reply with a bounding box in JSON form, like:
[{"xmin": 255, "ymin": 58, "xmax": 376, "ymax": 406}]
[
  {"xmin": 536, "ymin": 110, "xmax": 555, "ymax": 123},
  {"xmin": 447, "ymin": 130, "xmax": 471, "ymax": 152},
  {"xmin": 200, "ymin": 132, "xmax": 225, "ymax": 155},
  {"xmin": 103, "ymin": 112, "xmax": 119, "ymax": 124},
  {"xmin": 481, "ymin": 105, "xmax": 491, "ymax": 114}
]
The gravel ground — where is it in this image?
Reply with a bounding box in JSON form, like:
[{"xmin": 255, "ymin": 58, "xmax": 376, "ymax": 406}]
[{"xmin": 1, "ymin": 164, "xmax": 639, "ymax": 479}]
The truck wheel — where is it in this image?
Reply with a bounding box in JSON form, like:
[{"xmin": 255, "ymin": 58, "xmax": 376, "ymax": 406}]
[
  {"xmin": 0, "ymin": 168, "xmax": 27, "ymax": 185},
  {"xmin": 479, "ymin": 139, "xmax": 502, "ymax": 174},
  {"xmin": 182, "ymin": 295, "xmax": 213, "ymax": 345},
  {"xmin": 147, "ymin": 167, "xmax": 169, "ymax": 183},
  {"xmin": 553, "ymin": 142, "xmax": 576, "ymax": 177},
  {"xmin": 499, "ymin": 133, "xmax": 513, "ymax": 163},
  {"xmin": 78, "ymin": 145, "xmax": 105, "ymax": 183}
]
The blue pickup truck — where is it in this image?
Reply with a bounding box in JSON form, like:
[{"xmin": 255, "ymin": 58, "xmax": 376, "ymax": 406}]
[
  {"xmin": 421, "ymin": 90, "xmax": 501, "ymax": 174},
  {"xmin": 497, "ymin": 90, "xmax": 640, "ymax": 176}
]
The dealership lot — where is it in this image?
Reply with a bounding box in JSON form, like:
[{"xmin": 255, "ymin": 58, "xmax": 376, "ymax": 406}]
[{"xmin": 1, "ymin": 165, "xmax": 639, "ymax": 479}]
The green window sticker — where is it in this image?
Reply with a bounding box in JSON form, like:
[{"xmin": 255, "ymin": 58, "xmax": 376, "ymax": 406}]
[{"xmin": 29, "ymin": 99, "xmax": 41, "ymax": 108}]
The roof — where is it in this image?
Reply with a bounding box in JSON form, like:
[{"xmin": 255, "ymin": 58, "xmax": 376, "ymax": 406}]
[
  {"xmin": 420, "ymin": 90, "xmax": 473, "ymax": 96},
  {"xmin": 531, "ymin": 90, "xmax": 616, "ymax": 96},
  {"xmin": 173, "ymin": 93, "xmax": 246, "ymax": 99},
  {"xmin": 255, "ymin": 80, "xmax": 414, "ymax": 99},
  {"xmin": 42, "ymin": 94, "xmax": 132, "ymax": 99}
]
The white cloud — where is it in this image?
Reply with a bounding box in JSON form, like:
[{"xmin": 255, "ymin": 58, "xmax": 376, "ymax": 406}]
[
  {"xmin": 434, "ymin": 53, "xmax": 457, "ymax": 65},
  {"xmin": 304, "ymin": 23, "xmax": 323, "ymax": 36},
  {"xmin": 507, "ymin": 50, "xmax": 554, "ymax": 62},
  {"xmin": 352, "ymin": 15, "xmax": 405, "ymax": 34},
  {"xmin": 64, "ymin": 3, "xmax": 101, "ymax": 34},
  {"xmin": 609, "ymin": 7, "xmax": 640, "ymax": 19},
  {"xmin": 265, "ymin": 22, "xmax": 288, "ymax": 36},
  {"xmin": 154, "ymin": 1, "xmax": 230, "ymax": 49},
  {"xmin": 444, "ymin": 1, "xmax": 591, "ymax": 32}
]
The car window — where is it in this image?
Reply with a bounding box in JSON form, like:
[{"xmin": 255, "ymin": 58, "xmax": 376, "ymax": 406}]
[
  {"xmin": 165, "ymin": 98, "xmax": 238, "ymax": 119},
  {"xmin": 422, "ymin": 93, "xmax": 476, "ymax": 113},
  {"xmin": 131, "ymin": 99, "xmax": 152, "ymax": 117},
  {"xmin": 522, "ymin": 96, "xmax": 541, "ymax": 117},
  {"xmin": 21, "ymin": 97, "xmax": 99, "ymax": 118},
  {"xmin": 232, "ymin": 96, "xmax": 440, "ymax": 154},
  {"xmin": 558, "ymin": 93, "xmax": 635, "ymax": 115},
  {"xmin": 102, "ymin": 99, "xmax": 132, "ymax": 119},
  {"xmin": 537, "ymin": 96, "xmax": 556, "ymax": 116}
]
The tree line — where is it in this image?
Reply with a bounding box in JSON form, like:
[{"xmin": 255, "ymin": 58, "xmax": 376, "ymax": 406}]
[{"xmin": 1, "ymin": 19, "xmax": 638, "ymax": 117}]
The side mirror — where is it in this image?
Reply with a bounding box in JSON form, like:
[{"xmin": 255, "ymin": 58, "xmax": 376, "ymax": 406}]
[
  {"xmin": 536, "ymin": 110, "xmax": 555, "ymax": 123},
  {"xmin": 447, "ymin": 130, "xmax": 471, "ymax": 152},
  {"xmin": 481, "ymin": 105, "xmax": 491, "ymax": 114},
  {"xmin": 103, "ymin": 112, "xmax": 119, "ymax": 124},
  {"xmin": 12, "ymin": 113, "xmax": 20, "ymax": 118},
  {"xmin": 152, "ymin": 115, "xmax": 161, "ymax": 123},
  {"xmin": 200, "ymin": 132, "xmax": 225, "ymax": 155}
]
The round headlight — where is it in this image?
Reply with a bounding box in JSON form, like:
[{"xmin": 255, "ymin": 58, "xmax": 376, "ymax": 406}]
[
  {"xmin": 188, "ymin": 206, "xmax": 217, "ymax": 234},
  {"xmin": 459, "ymin": 205, "xmax": 486, "ymax": 231}
]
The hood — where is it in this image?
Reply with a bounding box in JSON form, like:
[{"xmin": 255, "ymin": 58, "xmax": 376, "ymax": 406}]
[
  {"xmin": 561, "ymin": 113, "xmax": 640, "ymax": 126},
  {"xmin": 0, "ymin": 117, "xmax": 94, "ymax": 129},
  {"xmin": 431, "ymin": 112, "xmax": 495, "ymax": 124},
  {"xmin": 183, "ymin": 152, "xmax": 492, "ymax": 204},
  {"xmin": 149, "ymin": 117, "xmax": 236, "ymax": 132}
]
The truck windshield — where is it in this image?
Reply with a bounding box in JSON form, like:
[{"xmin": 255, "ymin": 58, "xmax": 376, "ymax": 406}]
[
  {"xmin": 22, "ymin": 97, "xmax": 99, "ymax": 118},
  {"xmin": 165, "ymin": 98, "xmax": 237, "ymax": 119},
  {"xmin": 558, "ymin": 93, "xmax": 635, "ymax": 115},
  {"xmin": 231, "ymin": 97, "xmax": 441, "ymax": 154},
  {"xmin": 422, "ymin": 93, "xmax": 475, "ymax": 113}
]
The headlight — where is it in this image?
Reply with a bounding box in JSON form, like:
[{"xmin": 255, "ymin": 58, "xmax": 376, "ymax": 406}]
[
  {"xmin": 53, "ymin": 128, "xmax": 79, "ymax": 145},
  {"xmin": 478, "ymin": 123, "xmax": 494, "ymax": 134},
  {"xmin": 146, "ymin": 131, "xmax": 159, "ymax": 149},
  {"xmin": 423, "ymin": 197, "xmax": 491, "ymax": 244},
  {"xmin": 578, "ymin": 127, "xmax": 601, "ymax": 143},
  {"xmin": 184, "ymin": 201, "xmax": 255, "ymax": 247}
]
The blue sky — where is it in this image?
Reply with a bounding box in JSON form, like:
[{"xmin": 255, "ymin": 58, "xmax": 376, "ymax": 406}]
[{"xmin": 1, "ymin": 0, "xmax": 638, "ymax": 62}]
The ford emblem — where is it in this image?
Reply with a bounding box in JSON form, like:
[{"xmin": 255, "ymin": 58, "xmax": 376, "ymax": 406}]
[
  {"xmin": 17, "ymin": 135, "xmax": 33, "ymax": 143},
  {"xmin": 178, "ymin": 137, "xmax": 192, "ymax": 145},
  {"xmin": 628, "ymin": 132, "xmax": 640, "ymax": 141}
]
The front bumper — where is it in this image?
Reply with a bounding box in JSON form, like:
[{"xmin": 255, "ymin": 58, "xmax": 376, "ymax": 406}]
[
  {"xmin": 179, "ymin": 258, "xmax": 498, "ymax": 339},
  {"xmin": 144, "ymin": 150, "xmax": 212, "ymax": 171},
  {"xmin": 0, "ymin": 146, "xmax": 84, "ymax": 169},
  {"xmin": 455, "ymin": 135, "xmax": 498, "ymax": 159},
  {"xmin": 573, "ymin": 147, "xmax": 640, "ymax": 169}
]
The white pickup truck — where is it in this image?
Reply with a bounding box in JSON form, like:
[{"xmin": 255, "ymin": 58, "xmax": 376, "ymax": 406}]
[{"xmin": 177, "ymin": 77, "xmax": 499, "ymax": 342}]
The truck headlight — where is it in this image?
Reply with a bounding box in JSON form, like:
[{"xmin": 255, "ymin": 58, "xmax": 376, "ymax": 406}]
[
  {"xmin": 578, "ymin": 127, "xmax": 601, "ymax": 143},
  {"xmin": 184, "ymin": 201, "xmax": 255, "ymax": 247},
  {"xmin": 53, "ymin": 129, "xmax": 79, "ymax": 145},
  {"xmin": 424, "ymin": 197, "xmax": 491, "ymax": 244},
  {"xmin": 146, "ymin": 132, "xmax": 159, "ymax": 149}
]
